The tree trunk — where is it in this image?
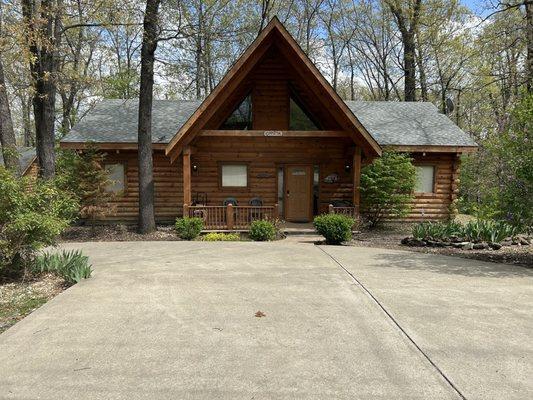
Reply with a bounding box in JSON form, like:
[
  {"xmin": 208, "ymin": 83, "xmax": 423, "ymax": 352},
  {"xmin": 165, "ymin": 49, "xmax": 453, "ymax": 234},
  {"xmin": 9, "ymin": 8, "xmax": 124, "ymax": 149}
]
[
  {"xmin": 22, "ymin": 96, "xmax": 33, "ymax": 146},
  {"xmin": 526, "ymin": 1, "xmax": 533, "ymax": 92},
  {"xmin": 137, "ymin": 0, "xmax": 161, "ymax": 234},
  {"xmin": 415, "ymin": 30, "xmax": 428, "ymax": 101},
  {"xmin": 403, "ymin": 34, "xmax": 417, "ymax": 101},
  {"xmin": 22, "ymin": 0, "xmax": 61, "ymax": 179},
  {"xmin": 386, "ymin": 0, "xmax": 421, "ymax": 102},
  {"xmin": 0, "ymin": 57, "xmax": 19, "ymax": 173}
]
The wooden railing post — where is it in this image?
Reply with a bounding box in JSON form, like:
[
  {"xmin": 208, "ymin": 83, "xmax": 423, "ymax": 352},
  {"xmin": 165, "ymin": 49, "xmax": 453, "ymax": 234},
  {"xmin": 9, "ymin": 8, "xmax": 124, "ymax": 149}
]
[
  {"xmin": 328, "ymin": 204, "xmax": 334, "ymax": 214},
  {"xmin": 273, "ymin": 203, "xmax": 279, "ymax": 220},
  {"xmin": 183, "ymin": 203, "xmax": 189, "ymax": 218},
  {"xmin": 226, "ymin": 204, "xmax": 234, "ymax": 230}
]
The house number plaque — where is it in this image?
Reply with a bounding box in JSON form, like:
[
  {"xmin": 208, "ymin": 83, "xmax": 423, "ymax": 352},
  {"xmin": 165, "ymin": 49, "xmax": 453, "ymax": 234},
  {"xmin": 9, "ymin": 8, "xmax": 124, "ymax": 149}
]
[{"xmin": 264, "ymin": 130, "xmax": 283, "ymax": 137}]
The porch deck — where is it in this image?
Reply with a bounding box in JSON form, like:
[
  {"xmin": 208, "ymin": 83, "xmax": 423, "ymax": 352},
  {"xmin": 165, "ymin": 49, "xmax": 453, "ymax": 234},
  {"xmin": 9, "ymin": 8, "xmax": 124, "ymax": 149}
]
[{"xmin": 184, "ymin": 204, "xmax": 358, "ymax": 231}]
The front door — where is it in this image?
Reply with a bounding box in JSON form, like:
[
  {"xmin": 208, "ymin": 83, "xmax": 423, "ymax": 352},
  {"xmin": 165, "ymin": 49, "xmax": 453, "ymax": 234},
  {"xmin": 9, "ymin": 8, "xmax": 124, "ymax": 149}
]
[{"xmin": 285, "ymin": 165, "xmax": 312, "ymax": 222}]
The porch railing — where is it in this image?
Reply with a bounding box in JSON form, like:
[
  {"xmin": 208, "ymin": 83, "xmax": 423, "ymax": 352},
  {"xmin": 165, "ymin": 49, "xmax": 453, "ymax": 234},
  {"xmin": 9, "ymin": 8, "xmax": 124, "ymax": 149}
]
[
  {"xmin": 184, "ymin": 204, "xmax": 278, "ymax": 230},
  {"xmin": 328, "ymin": 204, "xmax": 359, "ymax": 219}
]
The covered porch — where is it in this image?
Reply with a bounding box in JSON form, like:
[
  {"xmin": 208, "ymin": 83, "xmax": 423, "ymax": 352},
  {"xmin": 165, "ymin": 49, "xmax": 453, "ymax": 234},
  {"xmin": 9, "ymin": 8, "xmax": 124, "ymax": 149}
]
[{"xmin": 181, "ymin": 139, "xmax": 363, "ymax": 230}]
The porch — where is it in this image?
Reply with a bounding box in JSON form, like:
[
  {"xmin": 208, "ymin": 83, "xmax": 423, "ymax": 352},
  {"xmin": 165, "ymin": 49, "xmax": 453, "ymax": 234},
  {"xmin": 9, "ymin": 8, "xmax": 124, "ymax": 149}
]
[{"xmin": 184, "ymin": 203, "xmax": 359, "ymax": 231}]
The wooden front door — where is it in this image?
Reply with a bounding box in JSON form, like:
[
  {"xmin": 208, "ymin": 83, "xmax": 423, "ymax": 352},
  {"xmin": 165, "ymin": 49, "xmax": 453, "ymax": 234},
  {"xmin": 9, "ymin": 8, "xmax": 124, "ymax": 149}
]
[{"xmin": 285, "ymin": 165, "xmax": 312, "ymax": 222}]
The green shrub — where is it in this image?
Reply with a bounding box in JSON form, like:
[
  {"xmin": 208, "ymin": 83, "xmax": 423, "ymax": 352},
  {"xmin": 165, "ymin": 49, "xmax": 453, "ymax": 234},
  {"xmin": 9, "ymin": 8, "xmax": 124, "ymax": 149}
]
[
  {"xmin": 412, "ymin": 221, "xmax": 463, "ymax": 241},
  {"xmin": 175, "ymin": 217, "xmax": 204, "ymax": 240},
  {"xmin": 34, "ymin": 250, "xmax": 92, "ymax": 284},
  {"xmin": 201, "ymin": 232, "xmax": 241, "ymax": 241},
  {"xmin": 0, "ymin": 168, "xmax": 78, "ymax": 276},
  {"xmin": 412, "ymin": 219, "xmax": 517, "ymax": 244},
  {"xmin": 249, "ymin": 220, "xmax": 277, "ymax": 241},
  {"xmin": 463, "ymin": 220, "xmax": 517, "ymax": 243},
  {"xmin": 313, "ymin": 214, "xmax": 355, "ymax": 245},
  {"xmin": 360, "ymin": 151, "xmax": 417, "ymax": 228}
]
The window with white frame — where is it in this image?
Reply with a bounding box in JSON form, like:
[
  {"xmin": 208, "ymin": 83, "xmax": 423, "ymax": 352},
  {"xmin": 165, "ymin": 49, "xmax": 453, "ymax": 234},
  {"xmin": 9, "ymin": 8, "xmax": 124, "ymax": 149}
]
[
  {"xmin": 221, "ymin": 164, "xmax": 248, "ymax": 187},
  {"xmin": 415, "ymin": 165, "xmax": 435, "ymax": 193},
  {"xmin": 105, "ymin": 163, "xmax": 125, "ymax": 193}
]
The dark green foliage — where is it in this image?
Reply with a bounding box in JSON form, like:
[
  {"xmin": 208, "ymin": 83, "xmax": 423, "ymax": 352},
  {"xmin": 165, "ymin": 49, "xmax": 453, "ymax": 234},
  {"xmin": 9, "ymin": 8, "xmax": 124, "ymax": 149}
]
[
  {"xmin": 460, "ymin": 95, "xmax": 533, "ymax": 230},
  {"xmin": 462, "ymin": 220, "xmax": 517, "ymax": 243},
  {"xmin": 249, "ymin": 220, "xmax": 277, "ymax": 241},
  {"xmin": 56, "ymin": 145, "xmax": 115, "ymax": 223},
  {"xmin": 412, "ymin": 221, "xmax": 463, "ymax": 241},
  {"xmin": 201, "ymin": 232, "xmax": 241, "ymax": 241},
  {"xmin": 34, "ymin": 250, "xmax": 92, "ymax": 284},
  {"xmin": 175, "ymin": 217, "xmax": 204, "ymax": 240},
  {"xmin": 359, "ymin": 151, "xmax": 417, "ymax": 228},
  {"xmin": 0, "ymin": 167, "xmax": 78, "ymax": 276},
  {"xmin": 412, "ymin": 220, "xmax": 517, "ymax": 243},
  {"xmin": 313, "ymin": 214, "xmax": 355, "ymax": 245}
]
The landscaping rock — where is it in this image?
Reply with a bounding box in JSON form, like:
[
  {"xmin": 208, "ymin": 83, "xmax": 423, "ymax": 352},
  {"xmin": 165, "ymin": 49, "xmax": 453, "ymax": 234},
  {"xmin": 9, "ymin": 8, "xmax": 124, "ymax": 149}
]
[
  {"xmin": 401, "ymin": 237, "xmax": 426, "ymax": 247},
  {"xmin": 473, "ymin": 242, "xmax": 489, "ymax": 250},
  {"xmin": 488, "ymin": 242, "xmax": 502, "ymax": 250},
  {"xmin": 516, "ymin": 235, "xmax": 531, "ymax": 246},
  {"xmin": 427, "ymin": 240, "xmax": 446, "ymax": 248},
  {"xmin": 461, "ymin": 242, "xmax": 474, "ymax": 250}
]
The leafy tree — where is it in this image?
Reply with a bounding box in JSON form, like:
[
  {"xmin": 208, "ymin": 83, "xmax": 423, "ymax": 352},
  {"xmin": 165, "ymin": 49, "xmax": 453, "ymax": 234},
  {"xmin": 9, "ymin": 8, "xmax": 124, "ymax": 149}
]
[
  {"xmin": 76, "ymin": 146, "xmax": 115, "ymax": 226},
  {"xmin": 360, "ymin": 151, "xmax": 417, "ymax": 227},
  {"xmin": 0, "ymin": 167, "xmax": 78, "ymax": 276}
]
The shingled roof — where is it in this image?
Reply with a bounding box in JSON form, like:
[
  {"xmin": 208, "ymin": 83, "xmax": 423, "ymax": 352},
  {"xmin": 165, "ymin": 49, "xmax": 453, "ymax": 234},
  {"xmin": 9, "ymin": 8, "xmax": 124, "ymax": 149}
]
[
  {"xmin": 0, "ymin": 147, "xmax": 37, "ymax": 174},
  {"xmin": 62, "ymin": 99, "xmax": 477, "ymax": 149}
]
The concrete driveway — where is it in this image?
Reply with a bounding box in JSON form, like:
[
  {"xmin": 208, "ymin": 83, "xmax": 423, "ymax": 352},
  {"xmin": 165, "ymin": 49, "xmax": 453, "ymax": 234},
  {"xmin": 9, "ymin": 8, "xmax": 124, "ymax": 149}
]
[{"xmin": 0, "ymin": 240, "xmax": 531, "ymax": 400}]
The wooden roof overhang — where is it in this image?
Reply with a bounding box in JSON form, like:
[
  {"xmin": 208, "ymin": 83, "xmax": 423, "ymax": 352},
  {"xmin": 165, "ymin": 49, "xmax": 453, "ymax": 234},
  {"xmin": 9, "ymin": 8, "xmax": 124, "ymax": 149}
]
[{"xmin": 165, "ymin": 17, "xmax": 382, "ymax": 163}]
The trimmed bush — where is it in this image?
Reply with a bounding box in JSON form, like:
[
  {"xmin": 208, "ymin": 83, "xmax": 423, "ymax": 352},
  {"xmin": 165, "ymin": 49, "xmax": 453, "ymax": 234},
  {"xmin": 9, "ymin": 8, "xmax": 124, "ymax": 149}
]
[
  {"xmin": 313, "ymin": 214, "xmax": 355, "ymax": 245},
  {"xmin": 175, "ymin": 217, "xmax": 204, "ymax": 240},
  {"xmin": 249, "ymin": 220, "xmax": 277, "ymax": 241},
  {"xmin": 201, "ymin": 232, "xmax": 241, "ymax": 241},
  {"xmin": 34, "ymin": 250, "xmax": 92, "ymax": 285}
]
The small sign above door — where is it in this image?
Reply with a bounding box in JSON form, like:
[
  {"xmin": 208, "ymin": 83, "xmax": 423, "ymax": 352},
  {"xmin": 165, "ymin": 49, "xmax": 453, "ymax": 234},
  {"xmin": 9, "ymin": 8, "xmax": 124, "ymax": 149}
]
[{"xmin": 264, "ymin": 130, "xmax": 283, "ymax": 137}]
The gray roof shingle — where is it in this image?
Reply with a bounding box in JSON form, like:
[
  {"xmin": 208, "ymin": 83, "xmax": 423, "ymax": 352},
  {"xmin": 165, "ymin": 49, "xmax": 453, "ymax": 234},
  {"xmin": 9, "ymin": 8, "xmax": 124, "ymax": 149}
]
[
  {"xmin": 62, "ymin": 99, "xmax": 477, "ymax": 148},
  {"xmin": 345, "ymin": 101, "xmax": 477, "ymax": 147},
  {"xmin": 0, "ymin": 147, "xmax": 36, "ymax": 173},
  {"xmin": 62, "ymin": 99, "xmax": 201, "ymax": 144}
]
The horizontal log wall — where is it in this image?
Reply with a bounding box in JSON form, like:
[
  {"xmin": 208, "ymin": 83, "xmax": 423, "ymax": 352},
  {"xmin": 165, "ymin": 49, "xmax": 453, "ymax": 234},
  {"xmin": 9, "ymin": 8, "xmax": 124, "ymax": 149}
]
[
  {"xmin": 191, "ymin": 136, "xmax": 354, "ymax": 213},
  {"xmin": 94, "ymin": 148, "xmax": 459, "ymax": 224},
  {"xmin": 406, "ymin": 152, "xmax": 458, "ymax": 221},
  {"xmin": 102, "ymin": 150, "xmax": 182, "ymax": 222}
]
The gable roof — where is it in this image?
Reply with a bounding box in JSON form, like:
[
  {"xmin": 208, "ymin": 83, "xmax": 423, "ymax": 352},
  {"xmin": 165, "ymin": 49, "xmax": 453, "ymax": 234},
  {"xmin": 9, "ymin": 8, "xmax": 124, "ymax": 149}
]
[
  {"xmin": 0, "ymin": 147, "xmax": 37, "ymax": 175},
  {"xmin": 61, "ymin": 99, "xmax": 477, "ymax": 151},
  {"xmin": 164, "ymin": 17, "xmax": 382, "ymax": 161}
]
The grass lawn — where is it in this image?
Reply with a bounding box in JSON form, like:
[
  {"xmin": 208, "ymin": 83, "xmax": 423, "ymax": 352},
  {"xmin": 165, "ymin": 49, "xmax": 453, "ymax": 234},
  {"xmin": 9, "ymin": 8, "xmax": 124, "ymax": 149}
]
[{"xmin": 0, "ymin": 274, "xmax": 66, "ymax": 334}]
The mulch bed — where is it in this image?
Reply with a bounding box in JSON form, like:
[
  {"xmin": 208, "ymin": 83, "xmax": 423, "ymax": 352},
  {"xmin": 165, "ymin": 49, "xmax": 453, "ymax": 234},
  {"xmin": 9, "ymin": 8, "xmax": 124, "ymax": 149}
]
[
  {"xmin": 348, "ymin": 226, "xmax": 532, "ymax": 268},
  {"xmin": 61, "ymin": 225, "xmax": 181, "ymax": 242},
  {"xmin": 0, "ymin": 274, "xmax": 67, "ymax": 334}
]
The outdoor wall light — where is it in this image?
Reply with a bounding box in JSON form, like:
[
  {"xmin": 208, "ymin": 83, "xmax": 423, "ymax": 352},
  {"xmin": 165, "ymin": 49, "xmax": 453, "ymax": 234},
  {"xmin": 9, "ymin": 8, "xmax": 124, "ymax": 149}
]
[
  {"xmin": 344, "ymin": 164, "xmax": 351, "ymax": 173},
  {"xmin": 192, "ymin": 164, "xmax": 198, "ymax": 172}
]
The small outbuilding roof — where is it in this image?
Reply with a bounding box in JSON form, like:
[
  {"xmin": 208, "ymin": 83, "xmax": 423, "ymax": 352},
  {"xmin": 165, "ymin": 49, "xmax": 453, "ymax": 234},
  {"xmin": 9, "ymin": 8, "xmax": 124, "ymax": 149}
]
[
  {"xmin": 62, "ymin": 99, "xmax": 477, "ymax": 150},
  {"xmin": 0, "ymin": 147, "xmax": 37, "ymax": 174}
]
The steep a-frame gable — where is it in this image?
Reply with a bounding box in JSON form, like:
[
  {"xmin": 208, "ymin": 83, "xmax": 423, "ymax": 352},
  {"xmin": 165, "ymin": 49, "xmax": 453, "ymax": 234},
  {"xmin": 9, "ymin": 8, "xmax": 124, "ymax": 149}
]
[{"xmin": 165, "ymin": 17, "xmax": 382, "ymax": 162}]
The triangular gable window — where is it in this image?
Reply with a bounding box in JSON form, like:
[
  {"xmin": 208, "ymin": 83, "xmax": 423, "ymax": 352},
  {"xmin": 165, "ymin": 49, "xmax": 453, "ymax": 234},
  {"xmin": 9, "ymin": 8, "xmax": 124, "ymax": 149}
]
[
  {"xmin": 220, "ymin": 94, "xmax": 252, "ymax": 130},
  {"xmin": 289, "ymin": 96, "xmax": 319, "ymax": 130}
]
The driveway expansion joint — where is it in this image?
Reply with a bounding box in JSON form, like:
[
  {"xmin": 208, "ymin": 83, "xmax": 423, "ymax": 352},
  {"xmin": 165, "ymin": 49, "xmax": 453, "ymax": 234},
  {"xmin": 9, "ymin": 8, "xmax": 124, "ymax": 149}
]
[{"xmin": 317, "ymin": 245, "xmax": 468, "ymax": 400}]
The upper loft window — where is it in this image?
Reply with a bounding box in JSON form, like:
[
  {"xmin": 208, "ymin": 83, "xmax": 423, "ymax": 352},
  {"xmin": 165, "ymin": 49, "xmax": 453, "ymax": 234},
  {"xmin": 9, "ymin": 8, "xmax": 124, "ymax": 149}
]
[
  {"xmin": 289, "ymin": 96, "xmax": 319, "ymax": 130},
  {"xmin": 220, "ymin": 94, "xmax": 252, "ymax": 130}
]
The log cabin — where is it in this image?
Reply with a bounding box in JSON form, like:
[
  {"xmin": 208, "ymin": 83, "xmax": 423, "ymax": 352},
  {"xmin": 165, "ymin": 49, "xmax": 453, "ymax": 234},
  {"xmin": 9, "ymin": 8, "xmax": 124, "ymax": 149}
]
[
  {"xmin": 0, "ymin": 147, "xmax": 37, "ymax": 177},
  {"xmin": 60, "ymin": 18, "xmax": 477, "ymax": 229}
]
